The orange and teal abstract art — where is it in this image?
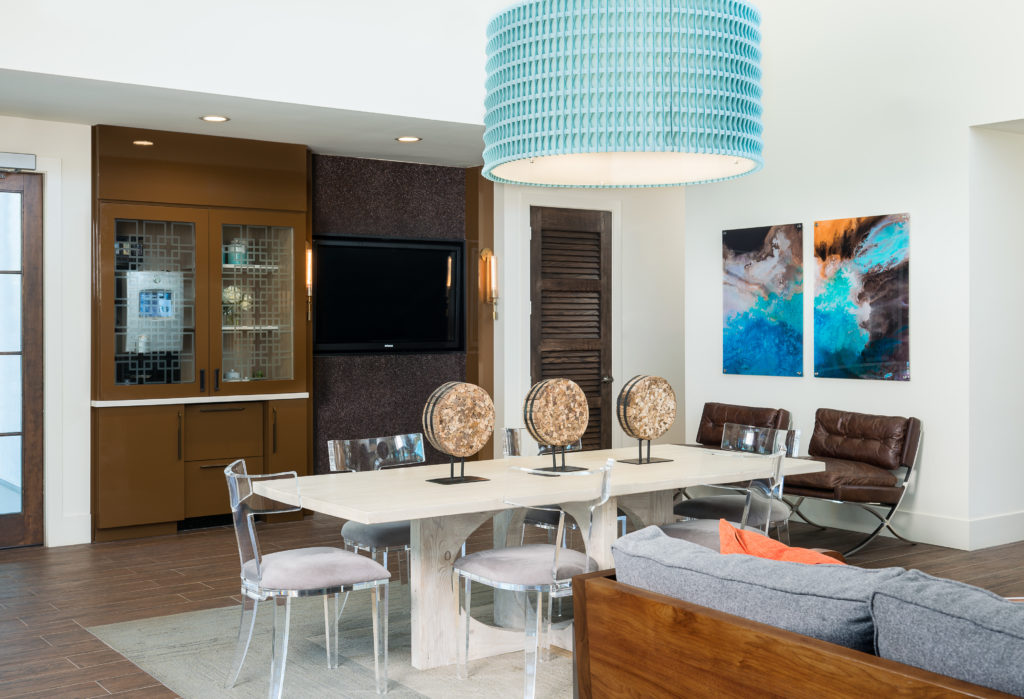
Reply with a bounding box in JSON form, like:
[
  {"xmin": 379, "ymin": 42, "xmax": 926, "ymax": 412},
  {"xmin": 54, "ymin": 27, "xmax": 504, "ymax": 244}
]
[
  {"xmin": 813, "ymin": 214, "xmax": 910, "ymax": 381},
  {"xmin": 723, "ymin": 224, "xmax": 803, "ymax": 377}
]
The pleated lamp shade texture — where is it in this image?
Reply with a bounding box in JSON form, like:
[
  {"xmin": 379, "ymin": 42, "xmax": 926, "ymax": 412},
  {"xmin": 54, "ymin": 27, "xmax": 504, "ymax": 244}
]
[{"xmin": 483, "ymin": 0, "xmax": 764, "ymax": 188}]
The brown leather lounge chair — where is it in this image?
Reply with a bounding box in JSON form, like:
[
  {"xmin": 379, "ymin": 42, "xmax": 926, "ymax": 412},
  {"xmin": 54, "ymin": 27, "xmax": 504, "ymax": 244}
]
[
  {"xmin": 784, "ymin": 408, "xmax": 922, "ymax": 556},
  {"xmin": 692, "ymin": 402, "xmax": 792, "ymax": 448}
]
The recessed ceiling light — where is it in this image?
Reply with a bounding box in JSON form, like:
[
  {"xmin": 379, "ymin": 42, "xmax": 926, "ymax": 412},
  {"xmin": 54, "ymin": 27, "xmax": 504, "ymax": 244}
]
[
  {"xmin": 395, "ymin": 136, "xmax": 422, "ymax": 143},
  {"xmin": 200, "ymin": 115, "xmax": 230, "ymax": 123},
  {"xmin": 132, "ymin": 140, "xmax": 154, "ymax": 147}
]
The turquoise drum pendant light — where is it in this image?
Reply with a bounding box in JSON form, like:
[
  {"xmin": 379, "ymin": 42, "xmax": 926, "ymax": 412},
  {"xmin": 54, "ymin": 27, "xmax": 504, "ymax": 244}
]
[{"xmin": 483, "ymin": 0, "xmax": 764, "ymax": 188}]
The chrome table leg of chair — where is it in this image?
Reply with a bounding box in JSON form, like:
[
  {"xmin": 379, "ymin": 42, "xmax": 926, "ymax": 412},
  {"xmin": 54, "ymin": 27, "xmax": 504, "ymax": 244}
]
[
  {"xmin": 227, "ymin": 594, "xmax": 258, "ymax": 688},
  {"xmin": 842, "ymin": 503, "xmax": 915, "ymax": 556},
  {"xmin": 786, "ymin": 496, "xmax": 830, "ymax": 529},
  {"xmin": 269, "ymin": 597, "xmax": 291, "ymax": 699}
]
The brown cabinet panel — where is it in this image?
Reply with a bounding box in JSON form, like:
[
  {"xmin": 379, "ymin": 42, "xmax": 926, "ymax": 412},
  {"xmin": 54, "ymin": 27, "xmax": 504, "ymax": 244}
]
[
  {"xmin": 266, "ymin": 399, "xmax": 309, "ymax": 475},
  {"xmin": 185, "ymin": 403, "xmax": 263, "ymax": 461},
  {"xmin": 95, "ymin": 405, "xmax": 184, "ymax": 529},
  {"xmin": 185, "ymin": 457, "xmax": 263, "ymax": 518}
]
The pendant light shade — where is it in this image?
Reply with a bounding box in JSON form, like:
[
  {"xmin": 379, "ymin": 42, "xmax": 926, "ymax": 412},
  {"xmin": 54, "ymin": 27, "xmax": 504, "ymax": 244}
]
[{"xmin": 483, "ymin": 0, "xmax": 764, "ymax": 188}]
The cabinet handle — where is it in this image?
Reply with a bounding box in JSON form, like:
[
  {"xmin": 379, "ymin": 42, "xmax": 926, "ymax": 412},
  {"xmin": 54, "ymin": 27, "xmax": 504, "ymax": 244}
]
[
  {"xmin": 177, "ymin": 411, "xmax": 183, "ymax": 460},
  {"xmin": 272, "ymin": 407, "xmax": 278, "ymax": 454},
  {"xmin": 199, "ymin": 369, "xmax": 206, "ymax": 392},
  {"xmin": 214, "ymin": 369, "xmax": 220, "ymax": 392},
  {"xmin": 199, "ymin": 406, "xmax": 245, "ymax": 413},
  {"xmin": 199, "ymin": 463, "xmax": 230, "ymax": 470}
]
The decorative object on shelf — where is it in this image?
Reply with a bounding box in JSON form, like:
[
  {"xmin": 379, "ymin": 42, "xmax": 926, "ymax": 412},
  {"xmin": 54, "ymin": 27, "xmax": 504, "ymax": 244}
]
[
  {"xmin": 422, "ymin": 382, "xmax": 495, "ymax": 484},
  {"xmin": 483, "ymin": 0, "xmax": 763, "ymax": 188},
  {"xmin": 225, "ymin": 238, "xmax": 248, "ymax": 265},
  {"xmin": 221, "ymin": 285, "xmax": 253, "ymax": 326},
  {"xmin": 814, "ymin": 214, "xmax": 910, "ymax": 381},
  {"xmin": 616, "ymin": 375, "xmax": 676, "ymax": 464},
  {"xmin": 723, "ymin": 224, "xmax": 804, "ymax": 377},
  {"xmin": 524, "ymin": 378, "xmax": 589, "ymax": 471},
  {"xmin": 479, "ymin": 248, "xmax": 499, "ymax": 320}
]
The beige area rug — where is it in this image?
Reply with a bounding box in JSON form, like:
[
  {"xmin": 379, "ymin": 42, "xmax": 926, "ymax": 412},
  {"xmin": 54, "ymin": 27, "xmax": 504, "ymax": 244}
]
[{"xmin": 87, "ymin": 583, "xmax": 572, "ymax": 698}]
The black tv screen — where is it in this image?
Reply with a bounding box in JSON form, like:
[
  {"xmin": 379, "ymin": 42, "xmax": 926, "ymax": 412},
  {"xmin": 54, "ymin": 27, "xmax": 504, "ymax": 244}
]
[{"xmin": 313, "ymin": 237, "xmax": 465, "ymax": 353}]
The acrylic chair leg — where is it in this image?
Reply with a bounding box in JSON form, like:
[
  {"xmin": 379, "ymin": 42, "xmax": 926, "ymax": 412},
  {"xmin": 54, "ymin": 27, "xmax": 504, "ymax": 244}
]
[
  {"xmin": 324, "ymin": 592, "xmax": 346, "ymax": 669},
  {"xmin": 269, "ymin": 597, "xmax": 291, "ymax": 699},
  {"xmin": 523, "ymin": 589, "xmax": 541, "ymax": 699},
  {"xmin": 370, "ymin": 583, "xmax": 388, "ymax": 694},
  {"xmin": 540, "ymin": 589, "xmax": 552, "ymax": 662},
  {"xmin": 777, "ymin": 518, "xmax": 791, "ymax": 545},
  {"xmin": 456, "ymin": 575, "xmax": 471, "ymax": 679},
  {"xmin": 227, "ymin": 594, "xmax": 258, "ymax": 688}
]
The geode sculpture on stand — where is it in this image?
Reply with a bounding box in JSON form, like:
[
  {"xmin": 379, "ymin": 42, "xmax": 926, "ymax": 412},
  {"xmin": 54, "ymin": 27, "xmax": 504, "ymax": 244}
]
[
  {"xmin": 616, "ymin": 375, "xmax": 676, "ymax": 464},
  {"xmin": 422, "ymin": 381, "xmax": 495, "ymax": 484},
  {"xmin": 523, "ymin": 378, "xmax": 590, "ymax": 472}
]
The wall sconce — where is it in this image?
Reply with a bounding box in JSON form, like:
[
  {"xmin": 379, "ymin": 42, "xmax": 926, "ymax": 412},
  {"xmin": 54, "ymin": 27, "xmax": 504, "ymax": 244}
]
[
  {"xmin": 480, "ymin": 248, "xmax": 498, "ymax": 320},
  {"xmin": 306, "ymin": 244, "xmax": 313, "ymax": 321}
]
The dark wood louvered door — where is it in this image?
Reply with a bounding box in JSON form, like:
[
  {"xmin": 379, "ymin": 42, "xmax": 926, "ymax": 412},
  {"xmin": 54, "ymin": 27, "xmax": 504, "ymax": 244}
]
[{"xmin": 530, "ymin": 206, "xmax": 612, "ymax": 450}]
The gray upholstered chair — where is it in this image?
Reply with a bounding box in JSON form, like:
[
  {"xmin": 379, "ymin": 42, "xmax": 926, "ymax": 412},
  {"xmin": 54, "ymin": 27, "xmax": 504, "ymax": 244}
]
[
  {"xmin": 454, "ymin": 458, "xmax": 613, "ymax": 699},
  {"xmin": 327, "ymin": 433, "xmax": 425, "ymax": 582},
  {"xmin": 224, "ymin": 459, "xmax": 389, "ymax": 697},
  {"xmin": 673, "ymin": 423, "xmax": 799, "ymax": 543}
]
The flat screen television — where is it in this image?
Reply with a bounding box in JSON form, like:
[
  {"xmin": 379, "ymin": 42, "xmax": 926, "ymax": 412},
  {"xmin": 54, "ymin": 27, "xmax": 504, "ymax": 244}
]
[{"xmin": 313, "ymin": 237, "xmax": 465, "ymax": 353}]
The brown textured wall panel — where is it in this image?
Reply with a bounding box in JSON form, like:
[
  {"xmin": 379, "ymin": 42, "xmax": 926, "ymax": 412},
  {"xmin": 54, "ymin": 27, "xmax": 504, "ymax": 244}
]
[
  {"xmin": 312, "ymin": 154, "xmax": 468, "ymax": 472},
  {"xmin": 313, "ymin": 155, "xmax": 465, "ymax": 239},
  {"xmin": 313, "ymin": 353, "xmax": 467, "ymax": 472}
]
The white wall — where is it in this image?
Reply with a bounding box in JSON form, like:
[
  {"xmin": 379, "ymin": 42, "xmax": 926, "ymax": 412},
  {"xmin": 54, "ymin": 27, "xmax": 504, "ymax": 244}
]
[
  {"xmin": 685, "ymin": 0, "xmax": 1024, "ymax": 550},
  {"xmin": 493, "ymin": 185, "xmax": 686, "ymax": 451},
  {"xmin": 0, "ymin": 0, "xmax": 510, "ymax": 126},
  {"xmin": 968, "ymin": 127, "xmax": 1024, "ymax": 548},
  {"xmin": 0, "ymin": 116, "xmax": 92, "ymax": 546}
]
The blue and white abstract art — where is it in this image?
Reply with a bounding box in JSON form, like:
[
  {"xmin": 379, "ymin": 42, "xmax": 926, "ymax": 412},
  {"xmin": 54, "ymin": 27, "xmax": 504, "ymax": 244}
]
[{"xmin": 722, "ymin": 224, "xmax": 804, "ymax": 377}]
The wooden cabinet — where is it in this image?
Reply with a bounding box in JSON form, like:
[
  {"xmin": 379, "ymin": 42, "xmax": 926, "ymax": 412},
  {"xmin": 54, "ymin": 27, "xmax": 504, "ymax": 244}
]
[
  {"xmin": 94, "ymin": 405, "xmax": 184, "ymax": 530},
  {"xmin": 266, "ymin": 399, "xmax": 308, "ymax": 474}
]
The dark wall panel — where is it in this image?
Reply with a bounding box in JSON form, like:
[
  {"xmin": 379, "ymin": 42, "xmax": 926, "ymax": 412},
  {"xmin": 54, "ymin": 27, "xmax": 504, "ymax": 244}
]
[{"xmin": 312, "ymin": 155, "xmax": 467, "ymax": 473}]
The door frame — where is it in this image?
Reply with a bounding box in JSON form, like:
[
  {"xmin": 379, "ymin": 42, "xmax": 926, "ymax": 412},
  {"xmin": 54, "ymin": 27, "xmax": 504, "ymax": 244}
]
[{"xmin": 0, "ymin": 173, "xmax": 44, "ymax": 547}]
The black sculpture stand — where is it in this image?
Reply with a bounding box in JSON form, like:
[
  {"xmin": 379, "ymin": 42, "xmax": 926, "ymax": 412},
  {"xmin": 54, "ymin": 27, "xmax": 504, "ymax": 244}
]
[
  {"xmin": 618, "ymin": 439, "xmax": 673, "ymax": 465},
  {"xmin": 427, "ymin": 454, "xmax": 489, "ymax": 485},
  {"xmin": 533, "ymin": 445, "xmax": 587, "ymax": 473}
]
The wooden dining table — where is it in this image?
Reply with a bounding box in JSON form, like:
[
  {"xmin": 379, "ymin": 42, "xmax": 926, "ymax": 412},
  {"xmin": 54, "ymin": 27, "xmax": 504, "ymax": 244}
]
[{"xmin": 254, "ymin": 443, "xmax": 824, "ymax": 669}]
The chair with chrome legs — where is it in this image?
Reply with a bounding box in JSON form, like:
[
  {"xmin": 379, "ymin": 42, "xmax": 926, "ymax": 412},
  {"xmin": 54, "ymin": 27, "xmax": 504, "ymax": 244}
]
[
  {"xmin": 454, "ymin": 458, "xmax": 613, "ymax": 699},
  {"xmin": 327, "ymin": 433, "xmax": 426, "ymax": 582},
  {"xmin": 224, "ymin": 459, "xmax": 390, "ymax": 697},
  {"xmin": 672, "ymin": 423, "xmax": 799, "ymax": 543}
]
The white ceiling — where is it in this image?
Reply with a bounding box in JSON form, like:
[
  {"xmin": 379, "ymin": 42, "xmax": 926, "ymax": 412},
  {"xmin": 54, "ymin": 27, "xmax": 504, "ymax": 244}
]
[{"xmin": 0, "ymin": 69, "xmax": 486, "ymax": 168}]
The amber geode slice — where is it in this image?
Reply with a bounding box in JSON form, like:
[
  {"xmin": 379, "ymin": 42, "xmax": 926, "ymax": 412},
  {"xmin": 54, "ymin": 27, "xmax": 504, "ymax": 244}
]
[
  {"xmin": 523, "ymin": 378, "xmax": 589, "ymax": 447},
  {"xmin": 617, "ymin": 375, "xmax": 677, "ymax": 441},
  {"xmin": 422, "ymin": 382, "xmax": 495, "ymax": 458}
]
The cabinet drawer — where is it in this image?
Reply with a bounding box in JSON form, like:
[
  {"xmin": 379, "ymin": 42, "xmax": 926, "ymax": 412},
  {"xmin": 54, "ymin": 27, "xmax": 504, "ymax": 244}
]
[
  {"xmin": 186, "ymin": 457, "xmax": 263, "ymax": 518},
  {"xmin": 185, "ymin": 403, "xmax": 263, "ymax": 461}
]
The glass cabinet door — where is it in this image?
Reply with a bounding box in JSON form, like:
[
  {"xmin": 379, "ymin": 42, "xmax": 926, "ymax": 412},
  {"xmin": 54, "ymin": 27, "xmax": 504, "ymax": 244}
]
[
  {"xmin": 211, "ymin": 210, "xmax": 305, "ymax": 394},
  {"xmin": 97, "ymin": 204, "xmax": 210, "ymax": 399}
]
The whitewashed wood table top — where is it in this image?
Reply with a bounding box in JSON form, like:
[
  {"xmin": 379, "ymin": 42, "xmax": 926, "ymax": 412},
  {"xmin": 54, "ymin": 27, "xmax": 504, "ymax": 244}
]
[{"xmin": 255, "ymin": 443, "xmax": 824, "ymax": 524}]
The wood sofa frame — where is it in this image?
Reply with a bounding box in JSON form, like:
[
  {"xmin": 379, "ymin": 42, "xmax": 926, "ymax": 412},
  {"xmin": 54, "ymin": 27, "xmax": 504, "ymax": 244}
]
[{"xmin": 572, "ymin": 570, "xmax": 1013, "ymax": 698}]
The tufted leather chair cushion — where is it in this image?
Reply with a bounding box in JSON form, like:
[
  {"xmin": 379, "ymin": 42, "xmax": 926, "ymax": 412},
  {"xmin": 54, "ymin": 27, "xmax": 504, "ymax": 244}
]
[
  {"xmin": 695, "ymin": 402, "xmax": 792, "ymax": 447},
  {"xmin": 808, "ymin": 409, "xmax": 914, "ymax": 471}
]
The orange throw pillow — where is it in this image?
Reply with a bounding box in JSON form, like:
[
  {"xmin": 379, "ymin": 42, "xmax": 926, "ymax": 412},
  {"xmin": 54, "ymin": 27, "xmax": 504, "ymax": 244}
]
[{"xmin": 718, "ymin": 519, "xmax": 846, "ymax": 565}]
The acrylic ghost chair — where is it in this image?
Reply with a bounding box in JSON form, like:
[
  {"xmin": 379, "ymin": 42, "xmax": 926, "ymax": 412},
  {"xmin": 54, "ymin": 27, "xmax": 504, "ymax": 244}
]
[
  {"xmin": 670, "ymin": 423, "xmax": 800, "ymax": 543},
  {"xmin": 327, "ymin": 433, "xmax": 426, "ymax": 583},
  {"xmin": 454, "ymin": 458, "xmax": 613, "ymax": 699},
  {"xmin": 224, "ymin": 459, "xmax": 390, "ymax": 698}
]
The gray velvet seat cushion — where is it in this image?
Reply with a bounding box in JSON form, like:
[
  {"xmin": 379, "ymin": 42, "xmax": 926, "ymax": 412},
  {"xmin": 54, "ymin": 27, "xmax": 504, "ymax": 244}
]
[
  {"xmin": 613, "ymin": 526, "xmax": 904, "ymax": 653},
  {"xmin": 455, "ymin": 544, "xmax": 596, "ymax": 587},
  {"xmin": 341, "ymin": 520, "xmax": 411, "ymax": 549},
  {"xmin": 243, "ymin": 546, "xmax": 390, "ymax": 591},
  {"xmin": 659, "ymin": 518, "xmax": 724, "ymax": 551},
  {"xmin": 871, "ymin": 569, "xmax": 1024, "ymax": 695},
  {"xmin": 674, "ymin": 493, "xmax": 790, "ymax": 527}
]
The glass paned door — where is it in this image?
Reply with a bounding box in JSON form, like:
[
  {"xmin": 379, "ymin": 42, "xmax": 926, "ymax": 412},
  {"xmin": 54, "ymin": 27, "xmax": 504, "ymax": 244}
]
[
  {"xmin": 0, "ymin": 174, "xmax": 43, "ymax": 547},
  {"xmin": 219, "ymin": 222, "xmax": 295, "ymax": 384}
]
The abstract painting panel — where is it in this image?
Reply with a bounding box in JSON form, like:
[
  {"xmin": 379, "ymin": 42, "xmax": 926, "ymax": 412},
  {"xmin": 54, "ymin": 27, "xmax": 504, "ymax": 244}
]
[
  {"xmin": 813, "ymin": 214, "xmax": 910, "ymax": 380},
  {"xmin": 722, "ymin": 224, "xmax": 803, "ymax": 377}
]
